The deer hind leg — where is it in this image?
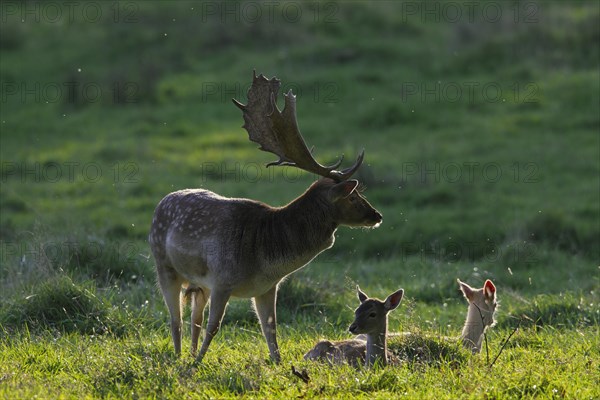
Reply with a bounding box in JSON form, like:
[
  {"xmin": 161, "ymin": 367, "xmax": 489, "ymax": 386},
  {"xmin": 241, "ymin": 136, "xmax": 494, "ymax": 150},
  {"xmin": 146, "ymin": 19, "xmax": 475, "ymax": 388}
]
[
  {"xmin": 254, "ymin": 285, "xmax": 281, "ymax": 363},
  {"xmin": 188, "ymin": 286, "xmax": 210, "ymax": 356},
  {"xmin": 157, "ymin": 265, "xmax": 184, "ymax": 355},
  {"xmin": 195, "ymin": 288, "xmax": 231, "ymax": 363}
]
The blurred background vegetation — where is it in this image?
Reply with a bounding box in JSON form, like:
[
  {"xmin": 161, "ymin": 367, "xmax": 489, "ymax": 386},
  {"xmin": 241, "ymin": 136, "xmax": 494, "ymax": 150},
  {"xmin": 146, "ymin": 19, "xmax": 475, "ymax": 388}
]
[{"xmin": 0, "ymin": 0, "xmax": 598, "ymax": 334}]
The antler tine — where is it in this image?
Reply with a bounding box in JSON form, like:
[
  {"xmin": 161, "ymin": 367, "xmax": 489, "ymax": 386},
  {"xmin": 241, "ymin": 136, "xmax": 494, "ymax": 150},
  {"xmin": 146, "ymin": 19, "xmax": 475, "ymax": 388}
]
[
  {"xmin": 233, "ymin": 72, "xmax": 364, "ymax": 181},
  {"xmin": 311, "ymin": 146, "xmax": 344, "ymax": 171},
  {"xmin": 331, "ymin": 149, "xmax": 364, "ymax": 181}
]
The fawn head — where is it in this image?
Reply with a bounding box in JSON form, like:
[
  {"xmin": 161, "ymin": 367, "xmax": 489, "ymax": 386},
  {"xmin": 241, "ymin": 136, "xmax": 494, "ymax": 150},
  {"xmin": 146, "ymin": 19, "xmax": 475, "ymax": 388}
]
[
  {"xmin": 348, "ymin": 286, "xmax": 404, "ymax": 335},
  {"xmin": 458, "ymin": 279, "xmax": 497, "ymax": 328}
]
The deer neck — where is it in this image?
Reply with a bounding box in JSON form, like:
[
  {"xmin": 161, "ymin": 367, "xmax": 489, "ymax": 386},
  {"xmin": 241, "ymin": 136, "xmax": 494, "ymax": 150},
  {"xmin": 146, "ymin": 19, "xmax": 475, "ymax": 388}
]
[
  {"xmin": 365, "ymin": 318, "xmax": 388, "ymax": 367},
  {"xmin": 257, "ymin": 193, "xmax": 338, "ymax": 280},
  {"xmin": 460, "ymin": 303, "xmax": 486, "ymax": 353},
  {"xmin": 365, "ymin": 330, "xmax": 387, "ymax": 367}
]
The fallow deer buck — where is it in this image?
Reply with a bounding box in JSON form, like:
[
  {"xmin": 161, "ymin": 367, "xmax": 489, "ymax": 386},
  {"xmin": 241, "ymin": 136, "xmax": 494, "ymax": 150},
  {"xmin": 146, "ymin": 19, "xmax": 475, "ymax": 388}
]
[
  {"xmin": 304, "ymin": 286, "xmax": 404, "ymax": 367},
  {"xmin": 149, "ymin": 72, "xmax": 382, "ymax": 363}
]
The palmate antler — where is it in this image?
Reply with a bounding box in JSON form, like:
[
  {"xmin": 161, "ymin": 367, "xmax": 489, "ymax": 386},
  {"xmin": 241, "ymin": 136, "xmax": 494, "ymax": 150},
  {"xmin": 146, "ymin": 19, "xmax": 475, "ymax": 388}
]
[{"xmin": 232, "ymin": 71, "xmax": 364, "ymax": 182}]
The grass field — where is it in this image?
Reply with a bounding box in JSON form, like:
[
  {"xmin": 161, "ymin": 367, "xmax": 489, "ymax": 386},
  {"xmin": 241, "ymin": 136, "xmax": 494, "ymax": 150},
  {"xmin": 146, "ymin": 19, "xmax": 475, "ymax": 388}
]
[{"xmin": 1, "ymin": 1, "xmax": 599, "ymax": 398}]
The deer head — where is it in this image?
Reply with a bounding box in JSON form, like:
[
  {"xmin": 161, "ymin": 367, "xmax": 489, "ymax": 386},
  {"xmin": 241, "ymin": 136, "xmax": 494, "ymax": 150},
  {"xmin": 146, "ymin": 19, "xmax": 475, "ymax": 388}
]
[
  {"xmin": 458, "ymin": 279, "xmax": 497, "ymax": 329},
  {"xmin": 349, "ymin": 286, "xmax": 404, "ymax": 335},
  {"xmin": 232, "ymin": 71, "xmax": 364, "ymax": 181}
]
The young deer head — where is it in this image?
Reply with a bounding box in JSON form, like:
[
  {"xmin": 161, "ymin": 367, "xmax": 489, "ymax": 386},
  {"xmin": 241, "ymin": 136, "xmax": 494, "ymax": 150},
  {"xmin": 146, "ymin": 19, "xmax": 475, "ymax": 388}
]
[
  {"xmin": 349, "ymin": 286, "xmax": 404, "ymax": 366},
  {"xmin": 150, "ymin": 72, "xmax": 381, "ymax": 364},
  {"xmin": 457, "ymin": 278, "xmax": 497, "ymax": 353},
  {"xmin": 304, "ymin": 286, "xmax": 403, "ymax": 367}
]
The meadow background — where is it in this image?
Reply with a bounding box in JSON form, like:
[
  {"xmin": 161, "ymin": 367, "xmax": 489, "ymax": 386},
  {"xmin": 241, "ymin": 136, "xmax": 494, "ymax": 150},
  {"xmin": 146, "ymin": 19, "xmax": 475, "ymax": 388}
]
[{"xmin": 0, "ymin": 0, "xmax": 598, "ymax": 398}]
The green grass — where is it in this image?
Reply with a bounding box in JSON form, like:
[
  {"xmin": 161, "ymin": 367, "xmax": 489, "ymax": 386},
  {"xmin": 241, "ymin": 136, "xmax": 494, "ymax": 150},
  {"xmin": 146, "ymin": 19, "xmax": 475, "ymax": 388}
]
[
  {"xmin": 1, "ymin": 0, "xmax": 599, "ymax": 398},
  {"xmin": 1, "ymin": 324, "xmax": 598, "ymax": 398}
]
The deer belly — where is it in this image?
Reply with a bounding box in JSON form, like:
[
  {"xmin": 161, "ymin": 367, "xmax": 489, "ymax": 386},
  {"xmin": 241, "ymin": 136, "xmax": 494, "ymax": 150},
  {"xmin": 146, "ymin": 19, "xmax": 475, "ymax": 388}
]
[
  {"xmin": 165, "ymin": 245, "xmax": 274, "ymax": 298},
  {"xmin": 165, "ymin": 239, "xmax": 214, "ymax": 280},
  {"xmin": 230, "ymin": 276, "xmax": 278, "ymax": 298}
]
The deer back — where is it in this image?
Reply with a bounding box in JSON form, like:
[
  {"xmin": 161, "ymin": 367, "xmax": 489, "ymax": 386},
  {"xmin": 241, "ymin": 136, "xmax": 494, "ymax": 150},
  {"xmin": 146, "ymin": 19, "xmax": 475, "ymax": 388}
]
[{"xmin": 303, "ymin": 339, "xmax": 367, "ymax": 367}]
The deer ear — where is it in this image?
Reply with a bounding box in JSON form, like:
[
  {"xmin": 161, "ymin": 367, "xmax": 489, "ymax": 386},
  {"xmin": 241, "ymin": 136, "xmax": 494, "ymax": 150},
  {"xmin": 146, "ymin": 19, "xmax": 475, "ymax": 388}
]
[
  {"xmin": 484, "ymin": 279, "xmax": 496, "ymax": 300},
  {"xmin": 384, "ymin": 289, "xmax": 404, "ymax": 312},
  {"xmin": 357, "ymin": 285, "xmax": 368, "ymax": 303},
  {"xmin": 457, "ymin": 279, "xmax": 475, "ymax": 301},
  {"xmin": 330, "ymin": 180, "xmax": 359, "ymax": 201}
]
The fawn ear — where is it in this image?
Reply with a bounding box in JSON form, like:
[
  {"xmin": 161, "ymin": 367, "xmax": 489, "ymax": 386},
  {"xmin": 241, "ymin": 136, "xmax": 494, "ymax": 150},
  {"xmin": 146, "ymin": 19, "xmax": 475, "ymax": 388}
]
[
  {"xmin": 356, "ymin": 285, "xmax": 368, "ymax": 303},
  {"xmin": 457, "ymin": 279, "xmax": 475, "ymax": 301},
  {"xmin": 384, "ymin": 289, "xmax": 404, "ymax": 312},
  {"xmin": 484, "ymin": 279, "xmax": 496, "ymax": 301},
  {"xmin": 330, "ymin": 180, "xmax": 359, "ymax": 201}
]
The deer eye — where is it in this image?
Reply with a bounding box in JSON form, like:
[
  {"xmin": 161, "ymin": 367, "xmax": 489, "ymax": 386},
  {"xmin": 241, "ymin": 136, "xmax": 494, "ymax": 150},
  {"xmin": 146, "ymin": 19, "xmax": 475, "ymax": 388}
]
[{"xmin": 369, "ymin": 312, "xmax": 377, "ymax": 318}]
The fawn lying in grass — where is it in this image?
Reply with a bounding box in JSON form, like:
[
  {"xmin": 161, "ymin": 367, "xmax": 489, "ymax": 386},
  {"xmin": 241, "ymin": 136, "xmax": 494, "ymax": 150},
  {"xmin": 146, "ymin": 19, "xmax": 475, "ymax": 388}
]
[
  {"xmin": 304, "ymin": 279, "xmax": 497, "ymax": 367},
  {"xmin": 304, "ymin": 286, "xmax": 404, "ymax": 367}
]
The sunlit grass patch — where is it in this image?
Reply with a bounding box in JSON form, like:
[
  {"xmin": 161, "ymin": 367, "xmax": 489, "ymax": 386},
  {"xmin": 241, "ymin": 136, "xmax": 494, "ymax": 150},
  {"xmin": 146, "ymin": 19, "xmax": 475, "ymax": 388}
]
[
  {"xmin": 0, "ymin": 276, "xmax": 115, "ymax": 335},
  {"xmin": 388, "ymin": 331, "xmax": 469, "ymax": 368},
  {"xmin": 500, "ymin": 292, "xmax": 599, "ymax": 329}
]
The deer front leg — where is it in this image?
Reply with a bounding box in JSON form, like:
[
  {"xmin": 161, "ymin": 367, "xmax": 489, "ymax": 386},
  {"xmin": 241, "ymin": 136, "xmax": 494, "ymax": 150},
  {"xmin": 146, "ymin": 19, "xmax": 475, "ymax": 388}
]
[
  {"xmin": 254, "ymin": 285, "xmax": 281, "ymax": 363},
  {"xmin": 195, "ymin": 289, "xmax": 231, "ymax": 363},
  {"xmin": 190, "ymin": 287, "xmax": 210, "ymax": 356}
]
